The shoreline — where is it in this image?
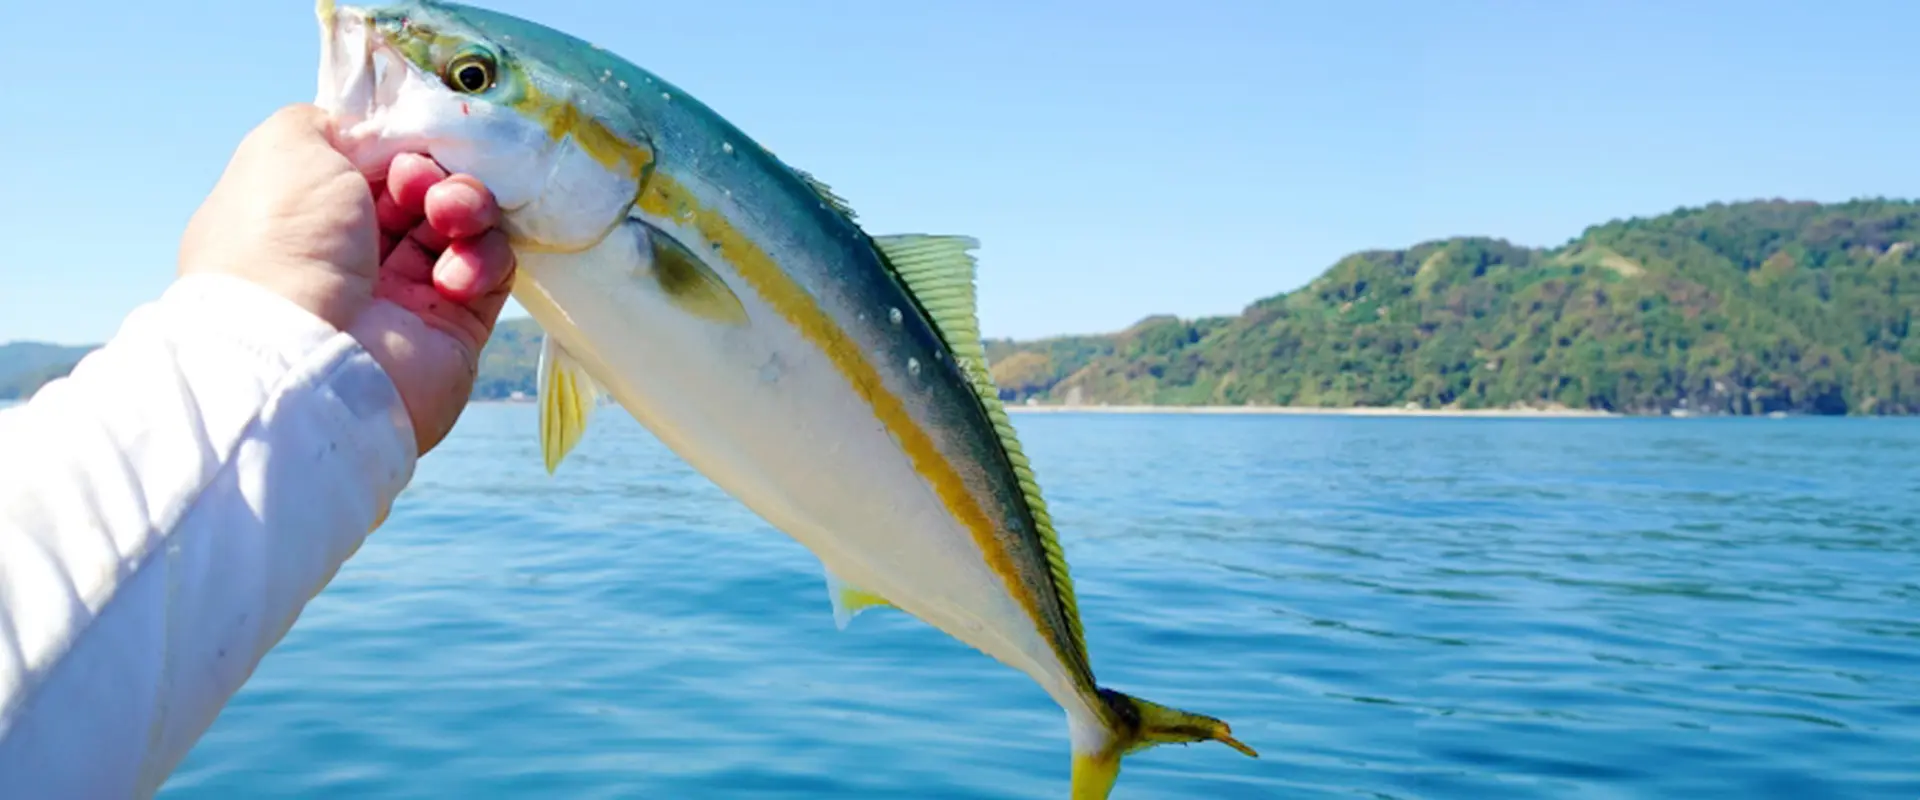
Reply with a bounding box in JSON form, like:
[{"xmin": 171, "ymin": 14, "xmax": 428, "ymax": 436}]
[
  {"xmin": 466, "ymin": 397, "xmax": 1616, "ymax": 418},
  {"xmin": 1000, "ymin": 404, "xmax": 1619, "ymax": 418},
  {"xmin": 449, "ymin": 400, "xmax": 1902, "ymax": 418}
]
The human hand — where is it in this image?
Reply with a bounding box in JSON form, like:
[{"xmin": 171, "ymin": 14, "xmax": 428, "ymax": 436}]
[{"xmin": 178, "ymin": 104, "xmax": 516, "ymax": 455}]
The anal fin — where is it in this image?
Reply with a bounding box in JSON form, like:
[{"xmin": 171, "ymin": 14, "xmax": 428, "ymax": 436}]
[
  {"xmin": 537, "ymin": 334, "xmax": 600, "ymax": 474},
  {"xmin": 824, "ymin": 567, "xmax": 895, "ymax": 630}
]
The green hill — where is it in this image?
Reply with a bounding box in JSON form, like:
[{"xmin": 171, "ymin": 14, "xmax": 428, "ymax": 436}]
[
  {"xmin": 476, "ymin": 199, "xmax": 1920, "ymax": 415},
  {"xmin": 0, "ymin": 343, "xmax": 96, "ymax": 400},
  {"xmin": 473, "ymin": 315, "xmax": 544, "ymax": 400},
  {"xmin": 978, "ymin": 199, "xmax": 1920, "ymax": 416}
]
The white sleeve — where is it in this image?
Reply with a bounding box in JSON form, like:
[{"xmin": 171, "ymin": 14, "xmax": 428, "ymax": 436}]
[{"xmin": 0, "ymin": 274, "xmax": 419, "ymax": 798}]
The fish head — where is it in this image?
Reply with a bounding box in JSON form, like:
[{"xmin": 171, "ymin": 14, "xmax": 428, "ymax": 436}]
[{"xmin": 315, "ymin": 0, "xmax": 653, "ymax": 253}]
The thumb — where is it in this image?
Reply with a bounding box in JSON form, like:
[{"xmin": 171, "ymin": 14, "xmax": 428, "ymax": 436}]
[{"xmin": 241, "ymin": 103, "xmax": 340, "ymax": 156}]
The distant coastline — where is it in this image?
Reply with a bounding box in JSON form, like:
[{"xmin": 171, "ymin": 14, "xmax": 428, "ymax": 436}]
[
  {"xmin": 468, "ymin": 396, "xmax": 1618, "ymax": 418},
  {"xmin": 10, "ymin": 200, "xmax": 1918, "ymax": 416},
  {"xmin": 1001, "ymin": 403, "xmax": 1618, "ymax": 418},
  {"xmin": 974, "ymin": 201, "xmax": 1920, "ymax": 418},
  {"xmin": 456, "ymin": 399, "xmax": 1836, "ymax": 419}
]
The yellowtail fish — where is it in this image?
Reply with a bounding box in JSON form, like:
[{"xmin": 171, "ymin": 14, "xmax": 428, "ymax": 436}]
[{"xmin": 314, "ymin": 2, "xmax": 1255, "ymax": 795}]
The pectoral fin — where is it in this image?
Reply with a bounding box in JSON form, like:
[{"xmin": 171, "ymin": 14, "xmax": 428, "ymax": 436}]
[
  {"xmin": 635, "ymin": 220, "xmax": 749, "ymax": 326},
  {"xmin": 824, "ymin": 567, "xmax": 894, "ymax": 630},
  {"xmin": 537, "ymin": 334, "xmax": 600, "ymax": 474}
]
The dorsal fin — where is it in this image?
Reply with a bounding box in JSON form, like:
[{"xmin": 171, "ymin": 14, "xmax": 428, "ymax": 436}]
[
  {"xmin": 792, "ymin": 168, "xmax": 858, "ymax": 220},
  {"xmin": 870, "ymin": 234, "xmax": 1089, "ymax": 663},
  {"xmin": 872, "ymin": 235, "xmax": 982, "ymax": 346}
]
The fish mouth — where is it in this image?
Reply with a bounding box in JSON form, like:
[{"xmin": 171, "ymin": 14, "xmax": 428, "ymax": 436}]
[{"xmin": 315, "ymin": 3, "xmax": 415, "ymax": 178}]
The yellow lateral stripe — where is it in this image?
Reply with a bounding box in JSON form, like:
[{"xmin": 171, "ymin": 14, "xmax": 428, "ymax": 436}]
[
  {"xmin": 511, "ymin": 87, "xmax": 653, "ymax": 182},
  {"xmin": 636, "ymin": 173, "xmax": 1054, "ymax": 655}
]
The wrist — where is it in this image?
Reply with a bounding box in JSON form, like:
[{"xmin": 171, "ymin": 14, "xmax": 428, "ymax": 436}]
[
  {"xmin": 157, "ymin": 273, "xmax": 351, "ymax": 354},
  {"xmin": 173, "ymin": 263, "xmax": 370, "ymax": 334},
  {"xmin": 346, "ymin": 299, "xmax": 468, "ymax": 455},
  {"xmin": 154, "ymin": 273, "xmax": 421, "ymax": 458}
]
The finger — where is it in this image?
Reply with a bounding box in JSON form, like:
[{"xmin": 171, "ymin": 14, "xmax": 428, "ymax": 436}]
[
  {"xmin": 377, "ymin": 154, "xmax": 443, "ymax": 261},
  {"xmin": 465, "ymin": 261, "xmax": 518, "ymax": 337},
  {"xmin": 433, "ymin": 229, "xmax": 516, "ymax": 304},
  {"xmin": 383, "ymin": 241, "xmax": 432, "ymax": 284},
  {"xmin": 407, "ymin": 214, "xmax": 453, "ymax": 255},
  {"xmin": 375, "ymin": 192, "xmax": 416, "ymax": 261},
  {"xmin": 424, "ymin": 175, "xmax": 501, "ymax": 241},
  {"xmin": 380, "ymin": 214, "xmax": 447, "ymax": 284},
  {"xmin": 385, "ymin": 153, "xmax": 449, "ymax": 220}
]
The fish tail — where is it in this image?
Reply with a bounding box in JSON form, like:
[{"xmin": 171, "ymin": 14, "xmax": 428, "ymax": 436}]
[{"xmin": 1068, "ymin": 688, "xmax": 1257, "ymax": 799}]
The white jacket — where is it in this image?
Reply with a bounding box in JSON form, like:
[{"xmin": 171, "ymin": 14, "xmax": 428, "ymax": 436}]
[{"xmin": 0, "ymin": 275, "xmax": 419, "ymax": 798}]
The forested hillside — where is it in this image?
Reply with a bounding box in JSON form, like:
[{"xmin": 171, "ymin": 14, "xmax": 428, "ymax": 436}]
[
  {"xmin": 0, "ymin": 343, "xmax": 95, "ymax": 400},
  {"xmin": 982, "ymin": 200, "xmax": 1920, "ymax": 415}
]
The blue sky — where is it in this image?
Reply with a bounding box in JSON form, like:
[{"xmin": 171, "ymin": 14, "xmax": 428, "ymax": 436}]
[{"xmin": 4, "ymin": 1, "xmax": 1917, "ymax": 345}]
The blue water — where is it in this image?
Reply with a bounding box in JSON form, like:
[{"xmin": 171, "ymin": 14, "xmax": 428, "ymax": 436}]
[{"xmin": 157, "ymin": 407, "xmax": 1920, "ymax": 798}]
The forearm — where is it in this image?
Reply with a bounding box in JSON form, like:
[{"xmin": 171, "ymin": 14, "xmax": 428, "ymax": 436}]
[{"xmin": 0, "ymin": 274, "xmax": 418, "ymax": 798}]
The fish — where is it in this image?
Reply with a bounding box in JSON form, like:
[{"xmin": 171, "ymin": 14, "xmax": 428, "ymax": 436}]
[{"xmin": 313, "ymin": 2, "xmax": 1256, "ymax": 795}]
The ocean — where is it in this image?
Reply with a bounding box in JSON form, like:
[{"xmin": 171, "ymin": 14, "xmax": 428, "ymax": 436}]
[{"xmin": 140, "ymin": 406, "xmax": 1918, "ymax": 797}]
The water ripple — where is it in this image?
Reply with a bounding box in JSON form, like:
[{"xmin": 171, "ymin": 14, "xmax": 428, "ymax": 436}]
[{"xmin": 158, "ymin": 410, "xmax": 1920, "ymax": 798}]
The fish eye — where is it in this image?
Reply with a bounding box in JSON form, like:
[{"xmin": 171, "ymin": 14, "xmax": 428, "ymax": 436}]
[{"xmin": 445, "ymin": 53, "xmax": 496, "ymax": 94}]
